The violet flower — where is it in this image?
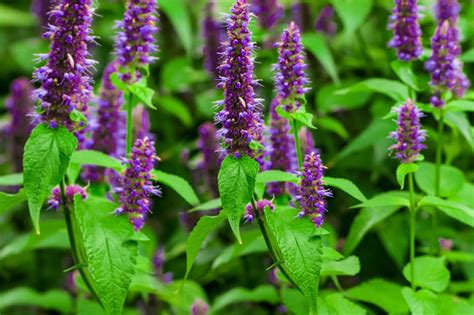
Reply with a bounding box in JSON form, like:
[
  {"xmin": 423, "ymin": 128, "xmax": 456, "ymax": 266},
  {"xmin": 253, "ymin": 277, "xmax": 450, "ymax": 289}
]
[
  {"xmin": 48, "ymin": 185, "xmax": 88, "ymax": 210},
  {"xmin": 388, "ymin": 0, "xmax": 423, "ymax": 61},
  {"xmin": 31, "ymin": 0, "xmax": 54, "ymax": 28},
  {"xmin": 197, "ymin": 122, "xmax": 222, "ymax": 197},
  {"xmin": 191, "ymin": 299, "xmax": 209, "ymax": 315},
  {"xmin": 291, "ymin": 2, "xmax": 311, "ymax": 32},
  {"xmin": 274, "ymin": 22, "xmax": 309, "ymax": 112},
  {"xmin": 115, "ymin": 0, "xmax": 159, "ymax": 81},
  {"xmin": 215, "ymin": 0, "xmax": 263, "ymax": 159},
  {"xmin": 202, "ymin": 1, "xmax": 225, "ymax": 80},
  {"xmin": 5, "ymin": 78, "xmax": 34, "ymax": 172},
  {"xmin": 299, "ymin": 127, "xmax": 315, "ymax": 156},
  {"xmin": 266, "ymin": 98, "xmax": 296, "ymax": 196},
  {"xmin": 315, "ymin": 5, "xmax": 337, "ymax": 36},
  {"xmin": 295, "ymin": 152, "xmax": 331, "ymax": 227},
  {"xmin": 115, "ymin": 137, "xmax": 161, "ymax": 231},
  {"xmin": 33, "ymin": 0, "xmax": 95, "ymax": 141},
  {"xmin": 251, "ymin": 0, "xmax": 282, "ymax": 29},
  {"xmin": 244, "ymin": 199, "xmax": 275, "ymax": 222},
  {"xmin": 435, "ymin": 0, "xmax": 460, "ymax": 22},
  {"xmin": 153, "ymin": 247, "xmax": 173, "ymax": 283},
  {"xmin": 389, "ymin": 99, "xmax": 426, "ymax": 163}
]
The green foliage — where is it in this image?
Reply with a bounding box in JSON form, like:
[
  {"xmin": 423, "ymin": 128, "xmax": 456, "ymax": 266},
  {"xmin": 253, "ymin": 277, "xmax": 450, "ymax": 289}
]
[
  {"xmin": 402, "ymin": 287, "xmax": 440, "ymax": 315},
  {"xmin": 0, "ymin": 189, "xmax": 27, "ymax": 215},
  {"xmin": 128, "ymin": 79, "xmax": 156, "ymax": 109},
  {"xmin": 391, "ymin": 60, "xmax": 423, "ymax": 91},
  {"xmin": 0, "ymin": 173, "xmax": 23, "ymax": 186},
  {"xmin": 303, "ymin": 33, "xmax": 340, "ymax": 84},
  {"xmin": 158, "ymin": 95, "xmax": 193, "ymax": 127},
  {"xmin": 158, "ymin": 0, "xmax": 192, "ymax": 56},
  {"xmin": 351, "ymin": 192, "xmax": 410, "ymax": 209},
  {"xmin": 418, "ymin": 196, "xmax": 474, "ymax": 228},
  {"xmin": 152, "ymin": 170, "xmax": 200, "ymax": 206},
  {"xmin": 321, "ymin": 255, "xmax": 361, "ymax": 277},
  {"xmin": 255, "ymin": 170, "xmax": 298, "ymax": 184},
  {"xmin": 23, "ymin": 124, "xmax": 78, "ymax": 234},
  {"xmin": 336, "ymin": 78, "xmax": 409, "ymax": 102},
  {"xmin": 319, "ymin": 293, "xmax": 367, "ymax": 315},
  {"xmin": 324, "ymin": 177, "xmax": 367, "ymax": 202},
  {"xmin": 403, "ymin": 256, "xmax": 450, "ymax": 292},
  {"xmin": 396, "ymin": 163, "xmax": 419, "ymax": 189},
  {"xmin": 331, "ymin": 0, "xmax": 373, "ymax": 34},
  {"xmin": 0, "ymin": 4, "xmax": 35, "ymax": 26},
  {"xmin": 414, "ymin": 162, "xmax": 465, "ymax": 197},
  {"xmin": 211, "ymin": 285, "xmax": 279, "ymax": 313},
  {"xmin": 0, "ymin": 287, "xmax": 72, "ymax": 313},
  {"xmin": 218, "ymin": 156, "xmax": 259, "ymax": 243}
]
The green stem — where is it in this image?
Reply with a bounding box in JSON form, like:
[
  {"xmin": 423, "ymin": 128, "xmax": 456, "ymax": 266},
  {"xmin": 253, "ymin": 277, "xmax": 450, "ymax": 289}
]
[
  {"xmin": 125, "ymin": 92, "xmax": 134, "ymax": 157},
  {"xmin": 408, "ymin": 173, "xmax": 416, "ymax": 290},
  {"xmin": 433, "ymin": 110, "xmax": 444, "ymax": 254},
  {"xmin": 292, "ymin": 118, "xmax": 303, "ymax": 170}
]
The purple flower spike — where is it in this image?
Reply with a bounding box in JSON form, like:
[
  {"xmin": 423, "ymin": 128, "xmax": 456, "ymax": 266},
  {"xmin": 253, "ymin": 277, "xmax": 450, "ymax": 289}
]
[
  {"xmin": 251, "ymin": 0, "xmax": 282, "ymax": 29},
  {"xmin": 295, "ymin": 152, "xmax": 331, "ymax": 228},
  {"xmin": 5, "ymin": 78, "xmax": 34, "ymax": 172},
  {"xmin": 48, "ymin": 185, "xmax": 88, "ymax": 210},
  {"xmin": 191, "ymin": 299, "xmax": 209, "ymax": 315},
  {"xmin": 115, "ymin": 137, "xmax": 161, "ymax": 231},
  {"xmin": 388, "ymin": 0, "xmax": 423, "ymax": 61},
  {"xmin": 244, "ymin": 199, "xmax": 275, "ymax": 222},
  {"xmin": 435, "ymin": 0, "xmax": 460, "ymax": 22},
  {"xmin": 215, "ymin": 0, "xmax": 263, "ymax": 158},
  {"xmin": 299, "ymin": 128, "xmax": 315, "ymax": 156},
  {"xmin": 389, "ymin": 99, "xmax": 426, "ymax": 163},
  {"xmin": 115, "ymin": 0, "xmax": 159, "ymax": 81},
  {"xmin": 315, "ymin": 5, "xmax": 337, "ymax": 36},
  {"xmin": 266, "ymin": 98, "xmax": 296, "ymax": 196},
  {"xmin": 197, "ymin": 122, "xmax": 223, "ymax": 197},
  {"xmin": 202, "ymin": 1, "xmax": 225, "ymax": 79},
  {"xmin": 274, "ymin": 22, "xmax": 309, "ymax": 112},
  {"xmin": 33, "ymin": 0, "xmax": 95, "ymax": 141}
]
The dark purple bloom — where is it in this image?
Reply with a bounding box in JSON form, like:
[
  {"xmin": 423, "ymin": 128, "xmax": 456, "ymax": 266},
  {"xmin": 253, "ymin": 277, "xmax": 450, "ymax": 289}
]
[
  {"xmin": 82, "ymin": 61, "xmax": 125, "ymax": 182},
  {"xmin": 295, "ymin": 152, "xmax": 331, "ymax": 227},
  {"xmin": 266, "ymin": 98, "xmax": 296, "ymax": 196},
  {"xmin": 5, "ymin": 78, "xmax": 34, "ymax": 172},
  {"xmin": 244, "ymin": 199, "xmax": 275, "ymax": 222},
  {"xmin": 299, "ymin": 127, "xmax": 315, "ymax": 156},
  {"xmin": 215, "ymin": 0, "xmax": 263, "ymax": 158},
  {"xmin": 274, "ymin": 22, "xmax": 309, "ymax": 112},
  {"xmin": 47, "ymin": 184, "xmax": 88, "ymax": 210},
  {"xmin": 202, "ymin": 1, "xmax": 225, "ymax": 79},
  {"xmin": 389, "ymin": 99, "xmax": 426, "ymax": 163},
  {"xmin": 251, "ymin": 0, "xmax": 282, "ymax": 29},
  {"xmin": 133, "ymin": 105, "xmax": 152, "ymax": 140},
  {"xmin": 153, "ymin": 247, "xmax": 173, "ymax": 283},
  {"xmin": 191, "ymin": 299, "xmax": 209, "ymax": 315},
  {"xmin": 388, "ymin": 0, "xmax": 423, "ymax": 61},
  {"xmin": 315, "ymin": 5, "xmax": 337, "ymax": 36},
  {"xmin": 291, "ymin": 2, "xmax": 312, "ymax": 32},
  {"xmin": 33, "ymin": 0, "xmax": 95, "ymax": 141},
  {"xmin": 115, "ymin": 0, "xmax": 159, "ymax": 81},
  {"xmin": 32, "ymin": 0, "xmax": 54, "ymax": 28},
  {"xmin": 197, "ymin": 122, "xmax": 222, "ymax": 197},
  {"xmin": 115, "ymin": 137, "xmax": 161, "ymax": 231},
  {"xmin": 425, "ymin": 0, "xmax": 469, "ymax": 107}
]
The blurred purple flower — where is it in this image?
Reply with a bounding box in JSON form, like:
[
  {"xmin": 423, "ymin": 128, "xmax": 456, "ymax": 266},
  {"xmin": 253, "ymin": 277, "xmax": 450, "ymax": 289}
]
[
  {"xmin": 389, "ymin": 99, "xmax": 426, "ymax": 163},
  {"xmin": 197, "ymin": 122, "xmax": 222, "ymax": 197},
  {"xmin": 133, "ymin": 105, "xmax": 153, "ymax": 140},
  {"xmin": 31, "ymin": 0, "xmax": 54, "ymax": 28},
  {"xmin": 202, "ymin": 1, "xmax": 225, "ymax": 80},
  {"xmin": 299, "ymin": 127, "xmax": 315, "ymax": 156},
  {"xmin": 153, "ymin": 247, "xmax": 173, "ymax": 283},
  {"xmin": 439, "ymin": 238, "xmax": 453, "ymax": 251},
  {"xmin": 274, "ymin": 22, "xmax": 309, "ymax": 112},
  {"xmin": 315, "ymin": 5, "xmax": 337, "ymax": 36},
  {"xmin": 191, "ymin": 299, "xmax": 209, "ymax": 315},
  {"xmin": 244, "ymin": 199, "xmax": 274, "ymax": 222},
  {"xmin": 291, "ymin": 2, "xmax": 312, "ymax": 32},
  {"xmin": 435, "ymin": 0, "xmax": 460, "ymax": 22},
  {"xmin": 33, "ymin": 0, "xmax": 95, "ymax": 145},
  {"xmin": 5, "ymin": 78, "xmax": 34, "ymax": 172},
  {"xmin": 251, "ymin": 0, "xmax": 283, "ymax": 29},
  {"xmin": 388, "ymin": 0, "xmax": 423, "ymax": 61},
  {"xmin": 295, "ymin": 152, "xmax": 331, "ymax": 227},
  {"xmin": 115, "ymin": 137, "xmax": 161, "ymax": 231},
  {"xmin": 47, "ymin": 184, "xmax": 88, "ymax": 210},
  {"xmin": 215, "ymin": 0, "xmax": 263, "ymax": 158}
]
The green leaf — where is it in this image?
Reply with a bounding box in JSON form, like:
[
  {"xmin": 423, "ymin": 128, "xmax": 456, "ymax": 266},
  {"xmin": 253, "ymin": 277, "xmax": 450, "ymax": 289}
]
[
  {"xmin": 218, "ymin": 156, "xmax": 259, "ymax": 243},
  {"xmin": 156, "ymin": 280, "xmax": 208, "ymax": 315},
  {"xmin": 336, "ymin": 78, "xmax": 409, "ymax": 102},
  {"xmin": 256, "ymin": 170, "xmax": 298, "ymax": 184},
  {"xmin": 189, "ymin": 198, "xmax": 222, "ymax": 213},
  {"xmin": 402, "ymin": 287, "xmax": 441, "ymax": 315},
  {"xmin": 0, "ymin": 173, "xmax": 23, "ymax": 186},
  {"xmin": 331, "ymin": 0, "xmax": 373, "ymax": 34},
  {"xmin": 321, "ymin": 255, "xmax": 360, "ymax": 276},
  {"xmin": 391, "ymin": 60, "xmax": 421, "ymax": 91},
  {"xmin": 129, "ymin": 79, "xmax": 156, "ymax": 109},
  {"xmin": 445, "ymin": 111, "xmax": 473, "ymax": 150},
  {"xmin": 302, "ymin": 33, "xmax": 340, "ymax": 84},
  {"xmin": 376, "ymin": 213, "xmax": 409, "ymax": 269},
  {"xmin": 324, "ymin": 177, "xmax": 367, "ymax": 202},
  {"xmin": 344, "ymin": 204, "xmax": 401, "ymax": 255},
  {"xmin": 344, "ymin": 278, "xmax": 409, "ymax": 314},
  {"xmin": 0, "ymin": 287, "xmax": 72, "ymax": 313},
  {"xmin": 292, "ymin": 108, "xmax": 316, "ymax": 129},
  {"xmin": 351, "ymin": 192, "xmax": 410, "ymax": 209},
  {"xmin": 440, "ymin": 294, "xmax": 474, "ymax": 315},
  {"xmin": 0, "ymin": 189, "xmax": 27, "ymax": 215},
  {"xmin": 152, "ymin": 170, "xmax": 200, "ymax": 206},
  {"xmin": 75, "ymin": 196, "xmax": 138, "ymax": 315},
  {"xmin": 157, "ymin": 0, "xmax": 192, "ymax": 56},
  {"xmin": 417, "ymin": 196, "xmax": 474, "ymax": 228},
  {"xmin": 460, "ymin": 48, "xmax": 474, "ymax": 63},
  {"xmin": 319, "ymin": 293, "xmax": 367, "ymax": 315},
  {"xmin": 70, "ymin": 150, "xmax": 122, "ymax": 171},
  {"xmin": 396, "ymin": 163, "xmax": 419, "ymax": 189},
  {"xmin": 0, "ymin": 4, "xmax": 36, "ymax": 26},
  {"xmin": 317, "ymin": 84, "xmax": 371, "ymax": 114},
  {"xmin": 265, "ymin": 206, "xmax": 323, "ymax": 313},
  {"xmin": 158, "ymin": 95, "xmax": 192, "ymax": 127},
  {"xmin": 446, "ymin": 100, "xmax": 474, "ymax": 112},
  {"xmin": 317, "ymin": 116, "xmax": 349, "ymax": 140},
  {"xmin": 211, "ymin": 285, "xmax": 279, "ymax": 313},
  {"xmin": 184, "ymin": 211, "xmax": 226, "ymax": 279},
  {"xmin": 281, "ymin": 287, "xmax": 309, "ymax": 315},
  {"xmin": 403, "ymin": 256, "xmax": 450, "ymax": 292},
  {"xmin": 109, "ymin": 72, "xmax": 128, "ymax": 93},
  {"xmin": 23, "ymin": 124, "xmax": 78, "ymax": 234},
  {"xmin": 414, "ymin": 162, "xmax": 465, "ymax": 197}
]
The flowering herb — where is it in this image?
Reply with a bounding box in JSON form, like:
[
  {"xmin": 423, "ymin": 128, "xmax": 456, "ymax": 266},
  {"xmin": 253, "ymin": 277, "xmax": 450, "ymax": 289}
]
[
  {"xmin": 215, "ymin": 0, "xmax": 263, "ymax": 158},
  {"xmin": 250, "ymin": 0, "xmax": 282, "ymax": 29},
  {"xmin": 47, "ymin": 185, "xmax": 88, "ymax": 210},
  {"xmin": 202, "ymin": 1, "xmax": 225, "ymax": 80},
  {"xmin": 244, "ymin": 199, "xmax": 275, "ymax": 222},
  {"xmin": 197, "ymin": 122, "xmax": 222, "ymax": 197},
  {"xmin": 315, "ymin": 5, "xmax": 337, "ymax": 36}
]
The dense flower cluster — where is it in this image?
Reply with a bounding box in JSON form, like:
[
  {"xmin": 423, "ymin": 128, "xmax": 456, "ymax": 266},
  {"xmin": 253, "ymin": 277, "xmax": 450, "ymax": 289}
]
[
  {"xmin": 215, "ymin": 0, "xmax": 263, "ymax": 158},
  {"xmin": 295, "ymin": 152, "xmax": 331, "ymax": 227},
  {"xmin": 315, "ymin": 5, "xmax": 337, "ymax": 36},
  {"xmin": 274, "ymin": 22, "xmax": 309, "ymax": 112},
  {"xmin": 388, "ymin": 0, "xmax": 423, "ymax": 61},
  {"xmin": 115, "ymin": 137, "xmax": 161, "ymax": 231},
  {"xmin": 33, "ymin": 0, "xmax": 94, "ymax": 139},
  {"xmin": 251, "ymin": 0, "xmax": 282, "ymax": 29},
  {"xmin": 244, "ymin": 199, "xmax": 275, "ymax": 222},
  {"xmin": 47, "ymin": 185, "xmax": 88, "ymax": 210},
  {"xmin": 115, "ymin": 0, "xmax": 159, "ymax": 81},
  {"xmin": 425, "ymin": 0, "xmax": 469, "ymax": 107},
  {"xmin": 389, "ymin": 99, "xmax": 426, "ymax": 163},
  {"xmin": 197, "ymin": 122, "xmax": 222, "ymax": 197},
  {"xmin": 202, "ymin": 1, "xmax": 225, "ymax": 79},
  {"xmin": 5, "ymin": 78, "xmax": 34, "ymax": 172},
  {"xmin": 266, "ymin": 98, "xmax": 296, "ymax": 196}
]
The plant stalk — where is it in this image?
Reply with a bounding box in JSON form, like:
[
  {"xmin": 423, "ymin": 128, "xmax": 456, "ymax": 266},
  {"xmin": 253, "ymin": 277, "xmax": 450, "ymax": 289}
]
[
  {"xmin": 433, "ymin": 109, "xmax": 444, "ymax": 254},
  {"xmin": 408, "ymin": 172, "xmax": 416, "ymax": 290},
  {"xmin": 292, "ymin": 118, "xmax": 303, "ymax": 170},
  {"xmin": 125, "ymin": 92, "xmax": 134, "ymax": 157}
]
